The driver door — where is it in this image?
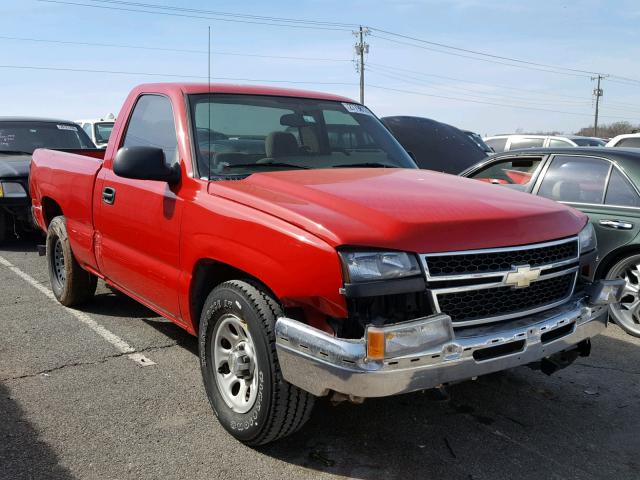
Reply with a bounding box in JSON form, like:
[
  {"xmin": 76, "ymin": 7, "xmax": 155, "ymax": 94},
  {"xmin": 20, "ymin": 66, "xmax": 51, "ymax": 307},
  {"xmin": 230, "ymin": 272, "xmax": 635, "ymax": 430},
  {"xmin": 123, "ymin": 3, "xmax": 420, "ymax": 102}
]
[{"xmin": 94, "ymin": 94, "xmax": 184, "ymax": 317}]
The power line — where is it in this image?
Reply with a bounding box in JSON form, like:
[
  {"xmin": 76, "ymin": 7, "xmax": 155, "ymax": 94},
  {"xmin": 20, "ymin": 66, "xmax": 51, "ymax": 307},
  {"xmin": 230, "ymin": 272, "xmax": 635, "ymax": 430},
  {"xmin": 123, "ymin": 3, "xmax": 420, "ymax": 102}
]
[
  {"xmin": 38, "ymin": 0, "xmax": 354, "ymax": 31},
  {"xmin": 0, "ymin": 34, "xmax": 351, "ymax": 62},
  {"xmin": 369, "ymin": 33, "xmax": 592, "ymax": 79},
  {"xmin": 367, "ymin": 62, "xmax": 594, "ymax": 102},
  {"xmin": 366, "ymin": 66, "xmax": 593, "ymax": 107},
  {"xmin": 83, "ymin": 0, "xmax": 358, "ymax": 28},
  {"xmin": 367, "ymin": 84, "xmax": 638, "ymax": 121},
  {"xmin": 41, "ymin": 0, "xmax": 640, "ymax": 86},
  {"xmin": 370, "ymin": 27, "xmax": 602, "ymax": 76},
  {"xmin": 0, "ymin": 63, "xmax": 358, "ymax": 86}
]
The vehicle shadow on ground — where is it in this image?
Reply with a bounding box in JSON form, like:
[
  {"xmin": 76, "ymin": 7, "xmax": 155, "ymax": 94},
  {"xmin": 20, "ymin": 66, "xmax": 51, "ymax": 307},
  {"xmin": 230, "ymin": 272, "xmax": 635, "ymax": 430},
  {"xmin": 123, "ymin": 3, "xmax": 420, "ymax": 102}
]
[
  {"xmin": 0, "ymin": 236, "xmax": 40, "ymax": 253},
  {"xmin": 0, "ymin": 382, "xmax": 76, "ymax": 480},
  {"xmin": 80, "ymin": 287, "xmax": 162, "ymax": 320},
  {"xmin": 260, "ymin": 330, "xmax": 640, "ymax": 480}
]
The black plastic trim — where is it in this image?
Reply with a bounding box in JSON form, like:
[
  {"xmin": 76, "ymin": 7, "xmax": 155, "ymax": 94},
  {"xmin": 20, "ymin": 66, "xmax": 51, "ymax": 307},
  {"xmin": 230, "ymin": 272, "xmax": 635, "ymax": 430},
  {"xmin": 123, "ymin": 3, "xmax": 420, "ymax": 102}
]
[{"xmin": 342, "ymin": 276, "xmax": 426, "ymax": 298}]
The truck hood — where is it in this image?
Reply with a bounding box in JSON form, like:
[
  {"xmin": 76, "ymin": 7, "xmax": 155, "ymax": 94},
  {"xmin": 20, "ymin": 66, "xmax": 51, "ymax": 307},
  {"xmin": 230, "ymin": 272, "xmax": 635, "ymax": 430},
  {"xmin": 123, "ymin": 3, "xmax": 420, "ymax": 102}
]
[
  {"xmin": 209, "ymin": 168, "xmax": 586, "ymax": 253},
  {"xmin": 0, "ymin": 153, "xmax": 31, "ymax": 179}
]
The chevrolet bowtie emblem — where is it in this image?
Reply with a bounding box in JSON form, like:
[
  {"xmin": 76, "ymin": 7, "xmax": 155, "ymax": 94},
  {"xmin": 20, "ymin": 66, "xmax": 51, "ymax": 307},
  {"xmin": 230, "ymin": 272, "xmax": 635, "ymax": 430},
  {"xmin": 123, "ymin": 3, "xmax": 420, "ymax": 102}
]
[{"xmin": 504, "ymin": 265, "xmax": 541, "ymax": 288}]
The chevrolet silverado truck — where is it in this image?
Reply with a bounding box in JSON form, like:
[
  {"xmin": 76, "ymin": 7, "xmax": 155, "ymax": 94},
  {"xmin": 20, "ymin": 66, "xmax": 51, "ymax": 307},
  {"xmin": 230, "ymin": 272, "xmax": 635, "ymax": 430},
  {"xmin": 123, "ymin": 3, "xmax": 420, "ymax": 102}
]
[{"xmin": 29, "ymin": 83, "xmax": 623, "ymax": 446}]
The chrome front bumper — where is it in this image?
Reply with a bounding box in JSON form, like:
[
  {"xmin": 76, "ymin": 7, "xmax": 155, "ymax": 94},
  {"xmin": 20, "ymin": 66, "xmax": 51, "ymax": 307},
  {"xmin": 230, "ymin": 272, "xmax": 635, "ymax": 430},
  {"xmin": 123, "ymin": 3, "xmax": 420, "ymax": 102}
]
[{"xmin": 275, "ymin": 296, "xmax": 610, "ymax": 398}]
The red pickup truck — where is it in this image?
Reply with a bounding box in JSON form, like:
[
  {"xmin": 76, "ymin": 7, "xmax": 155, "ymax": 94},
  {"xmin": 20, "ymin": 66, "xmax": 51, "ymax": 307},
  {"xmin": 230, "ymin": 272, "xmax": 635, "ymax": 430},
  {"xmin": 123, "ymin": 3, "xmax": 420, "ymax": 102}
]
[{"xmin": 30, "ymin": 83, "xmax": 622, "ymax": 445}]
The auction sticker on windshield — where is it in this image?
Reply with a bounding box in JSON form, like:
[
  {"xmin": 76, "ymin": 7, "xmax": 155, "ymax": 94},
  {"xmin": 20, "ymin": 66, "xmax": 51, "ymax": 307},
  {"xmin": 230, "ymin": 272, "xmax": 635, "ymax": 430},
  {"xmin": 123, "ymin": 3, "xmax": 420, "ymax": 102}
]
[
  {"xmin": 342, "ymin": 103, "xmax": 374, "ymax": 116},
  {"xmin": 57, "ymin": 124, "xmax": 78, "ymax": 131}
]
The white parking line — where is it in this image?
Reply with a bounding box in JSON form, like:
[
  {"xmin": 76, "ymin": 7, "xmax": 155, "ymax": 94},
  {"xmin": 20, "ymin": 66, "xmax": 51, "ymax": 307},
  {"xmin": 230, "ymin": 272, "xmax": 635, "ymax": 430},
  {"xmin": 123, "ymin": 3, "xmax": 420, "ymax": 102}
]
[{"xmin": 0, "ymin": 255, "xmax": 156, "ymax": 367}]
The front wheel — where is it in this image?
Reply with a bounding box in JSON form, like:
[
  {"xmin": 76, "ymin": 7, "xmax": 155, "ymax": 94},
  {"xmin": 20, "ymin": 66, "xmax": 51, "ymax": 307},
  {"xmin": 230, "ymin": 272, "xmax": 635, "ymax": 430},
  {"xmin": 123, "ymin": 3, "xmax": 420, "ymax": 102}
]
[
  {"xmin": 605, "ymin": 253, "xmax": 640, "ymax": 337},
  {"xmin": 46, "ymin": 216, "xmax": 97, "ymax": 306},
  {"xmin": 199, "ymin": 280, "xmax": 315, "ymax": 446}
]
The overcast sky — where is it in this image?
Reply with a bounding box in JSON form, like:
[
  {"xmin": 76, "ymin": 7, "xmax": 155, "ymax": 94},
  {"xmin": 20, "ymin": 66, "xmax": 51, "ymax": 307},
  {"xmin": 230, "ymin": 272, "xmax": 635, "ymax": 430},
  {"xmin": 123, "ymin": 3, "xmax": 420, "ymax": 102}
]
[{"xmin": 2, "ymin": 0, "xmax": 640, "ymax": 135}]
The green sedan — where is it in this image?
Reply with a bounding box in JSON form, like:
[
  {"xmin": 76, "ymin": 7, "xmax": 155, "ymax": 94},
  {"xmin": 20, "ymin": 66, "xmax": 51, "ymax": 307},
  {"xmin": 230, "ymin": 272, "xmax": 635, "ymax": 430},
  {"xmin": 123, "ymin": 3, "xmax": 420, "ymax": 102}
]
[{"xmin": 461, "ymin": 147, "xmax": 640, "ymax": 337}]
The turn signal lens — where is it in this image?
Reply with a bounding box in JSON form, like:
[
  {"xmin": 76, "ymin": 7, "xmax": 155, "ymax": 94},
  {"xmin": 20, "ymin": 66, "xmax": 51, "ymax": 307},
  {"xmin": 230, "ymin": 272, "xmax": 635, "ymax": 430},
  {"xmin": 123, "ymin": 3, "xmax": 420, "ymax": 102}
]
[
  {"xmin": 366, "ymin": 327, "xmax": 385, "ymax": 360},
  {"xmin": 0, "ymin": 183, "xmax": 3, "ymax": 197}
]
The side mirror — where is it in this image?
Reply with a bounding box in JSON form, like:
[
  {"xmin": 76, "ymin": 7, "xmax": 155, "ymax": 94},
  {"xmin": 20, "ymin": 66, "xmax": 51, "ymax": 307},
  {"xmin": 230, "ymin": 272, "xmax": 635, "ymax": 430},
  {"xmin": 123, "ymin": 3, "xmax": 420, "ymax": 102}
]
[{"xmin": 113, "ymin": 146, "xmax": 180, "ymax": 185}]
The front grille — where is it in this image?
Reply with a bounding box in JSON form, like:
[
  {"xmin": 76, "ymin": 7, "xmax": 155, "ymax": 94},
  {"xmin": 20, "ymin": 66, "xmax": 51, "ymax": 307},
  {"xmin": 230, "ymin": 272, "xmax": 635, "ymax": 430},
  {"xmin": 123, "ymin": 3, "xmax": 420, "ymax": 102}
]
[
  {"xmin": 425, "ymin": 239, "xmax": 578, "ymax": 277},
  {"xmin": 421, "ymin": 237, "xmax": 579, "ymax": 327},
  {"xmin": 436, "ymin": 272, "xmax": 575, "ymax": 323}
]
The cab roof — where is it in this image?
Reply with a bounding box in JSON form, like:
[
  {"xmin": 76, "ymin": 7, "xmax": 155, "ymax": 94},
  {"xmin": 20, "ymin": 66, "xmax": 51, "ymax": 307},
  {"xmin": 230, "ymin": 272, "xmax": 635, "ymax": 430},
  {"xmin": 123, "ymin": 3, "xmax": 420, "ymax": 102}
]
[{"xmin": 132, "ymin": 83, "xmax": 358, "ymax": 103}]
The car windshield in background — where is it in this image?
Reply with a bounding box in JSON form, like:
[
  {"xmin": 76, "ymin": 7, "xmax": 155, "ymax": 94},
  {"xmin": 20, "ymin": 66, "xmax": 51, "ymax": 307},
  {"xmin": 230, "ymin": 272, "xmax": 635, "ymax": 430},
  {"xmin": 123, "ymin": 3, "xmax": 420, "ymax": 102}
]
[
  {"xmin": 188, "ymin": 94, "xmax": 416, "ymax": 178},
  {"xmin": 0, "ymin": 121, "xmax": 95, "ymax": 153},
  {"xmin": 94, "ymin": 122, "xmax": 114, "ymax": 144},
  {"xmin": 572, "ymin": 138, "xmax": 606, "ymax": 147}
]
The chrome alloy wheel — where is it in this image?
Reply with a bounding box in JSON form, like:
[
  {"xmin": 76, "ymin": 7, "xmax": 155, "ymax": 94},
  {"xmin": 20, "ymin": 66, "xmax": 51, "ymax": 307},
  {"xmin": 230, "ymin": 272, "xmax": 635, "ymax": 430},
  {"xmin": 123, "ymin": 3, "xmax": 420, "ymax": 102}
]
[
  {"xmin": 53, "ymin": 238, "xmax": 66, "ymax": 285},
  {"xmin": 212, "ymin": 314, "xmax": 259, "ymax": 413},
  {"xmin": 608, "ymin": 257, "xmax": 640, "ymax": 336}
]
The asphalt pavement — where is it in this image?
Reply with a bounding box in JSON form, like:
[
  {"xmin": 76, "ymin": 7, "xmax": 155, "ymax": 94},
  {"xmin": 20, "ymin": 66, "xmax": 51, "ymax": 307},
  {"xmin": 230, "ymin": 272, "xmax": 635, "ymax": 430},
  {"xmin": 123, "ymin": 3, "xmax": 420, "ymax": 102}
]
[{"xmin": 1, "ymin": 237, "xmax": 639, "ymax": 480}]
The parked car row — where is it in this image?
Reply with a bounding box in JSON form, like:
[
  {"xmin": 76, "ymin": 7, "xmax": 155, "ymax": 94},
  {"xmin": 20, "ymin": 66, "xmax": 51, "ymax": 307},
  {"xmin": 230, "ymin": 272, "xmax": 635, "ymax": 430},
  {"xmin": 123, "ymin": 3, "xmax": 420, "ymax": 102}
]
[
  {"xmin": 23, "ymin": 82, "xmax": 624, "ymax": 447},
  {"xmin": 484, "ymin": 134, "xmax": 607, "ymax": 153}
]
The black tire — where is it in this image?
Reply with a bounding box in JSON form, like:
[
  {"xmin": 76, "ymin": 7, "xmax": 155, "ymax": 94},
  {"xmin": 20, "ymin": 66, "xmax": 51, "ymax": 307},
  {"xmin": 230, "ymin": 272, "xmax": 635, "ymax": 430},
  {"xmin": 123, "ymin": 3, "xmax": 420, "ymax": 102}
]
[
  {"xmin": 199, "ymin": 280, "xmax": 315, "ymax": 446},
  {"xmin": 46, "ymin": 216, "xmax": 97, "ymax": 306},
  {"xmin": 605, "ymin": 254, "xmax": 640, "ymax": 338}
]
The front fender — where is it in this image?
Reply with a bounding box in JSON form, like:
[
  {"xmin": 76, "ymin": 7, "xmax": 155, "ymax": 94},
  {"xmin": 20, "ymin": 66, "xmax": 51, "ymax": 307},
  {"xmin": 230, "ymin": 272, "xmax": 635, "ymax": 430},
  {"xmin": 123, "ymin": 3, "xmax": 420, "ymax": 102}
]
[{"xmin": 178, "ymin": 193, "xmax": 346, "ymax": 332}]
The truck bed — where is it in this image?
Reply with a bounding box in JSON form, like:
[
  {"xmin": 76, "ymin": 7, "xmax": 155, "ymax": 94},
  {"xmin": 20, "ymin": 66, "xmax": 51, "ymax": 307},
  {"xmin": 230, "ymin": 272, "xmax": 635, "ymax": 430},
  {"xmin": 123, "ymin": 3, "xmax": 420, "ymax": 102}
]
[{"xmin": 30, "ymin": 148, "xmax": 105, "ymax": 270}]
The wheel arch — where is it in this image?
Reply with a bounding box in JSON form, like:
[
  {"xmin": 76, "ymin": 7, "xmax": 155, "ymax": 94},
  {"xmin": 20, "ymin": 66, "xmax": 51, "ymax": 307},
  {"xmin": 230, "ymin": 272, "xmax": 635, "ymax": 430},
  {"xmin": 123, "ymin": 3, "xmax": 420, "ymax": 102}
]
[
  {"xmin": 41, "ymin": 197, "xmax": 63, "ymax": 228},
  {"xmin": 189, "ymin": 258, "xmax": 279, "ymax": 333},
  {"xmin": 595, "ymin": 244, "xmax": 640, "ymax": 279}
]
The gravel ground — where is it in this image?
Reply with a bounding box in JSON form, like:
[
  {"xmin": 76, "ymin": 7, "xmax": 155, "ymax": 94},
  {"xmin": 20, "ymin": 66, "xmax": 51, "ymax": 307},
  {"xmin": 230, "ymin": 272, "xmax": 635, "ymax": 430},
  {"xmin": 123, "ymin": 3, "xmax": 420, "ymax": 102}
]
[{"xmin": 1, "ymin": 238, "xmax": 639, "ymax": 480}]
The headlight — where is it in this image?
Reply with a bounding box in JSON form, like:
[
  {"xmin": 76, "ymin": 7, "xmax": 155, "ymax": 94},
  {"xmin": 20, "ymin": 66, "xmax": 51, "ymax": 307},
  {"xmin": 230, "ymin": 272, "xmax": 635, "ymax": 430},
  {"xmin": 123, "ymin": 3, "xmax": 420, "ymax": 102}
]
[
  {"xmin": 0, "ymin": 182, "xmax": 27, "ymax": 198},
  {"xmin": 578, "ymin": 222, "xmax": 597, "ymax": 254},
  {"xmin": 339, "ymin": 251, "xmax": 420, "ymax": 282}
]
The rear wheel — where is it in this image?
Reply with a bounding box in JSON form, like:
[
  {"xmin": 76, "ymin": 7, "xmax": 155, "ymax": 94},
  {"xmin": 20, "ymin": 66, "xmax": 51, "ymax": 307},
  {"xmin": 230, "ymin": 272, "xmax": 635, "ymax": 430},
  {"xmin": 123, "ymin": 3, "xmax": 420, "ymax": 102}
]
[
  {"xmin": 605, "ymin": 253, "xmax": 640, "ymax": 337},
  {"xmin": 199, "ymin": 280, "xmax": 315, "ymax": 445},
  {"xmin": 46, "ymin": 216, "xmax": 97, "ymax": 306}
]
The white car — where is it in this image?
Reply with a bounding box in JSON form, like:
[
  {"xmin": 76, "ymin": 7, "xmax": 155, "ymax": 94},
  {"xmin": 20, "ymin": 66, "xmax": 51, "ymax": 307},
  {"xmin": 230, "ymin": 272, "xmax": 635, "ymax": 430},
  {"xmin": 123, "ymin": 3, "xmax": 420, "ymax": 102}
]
[
  {"xmin": 76, "ymin": 114, "xmax": 116, "ymax": 149},
  {"xmin": 606, "ymin": 133, "xmax": 640, "ymax": 149},
  {"xmin": 483, "ymin": 134, "xmax": 606, "ymax": 153}
]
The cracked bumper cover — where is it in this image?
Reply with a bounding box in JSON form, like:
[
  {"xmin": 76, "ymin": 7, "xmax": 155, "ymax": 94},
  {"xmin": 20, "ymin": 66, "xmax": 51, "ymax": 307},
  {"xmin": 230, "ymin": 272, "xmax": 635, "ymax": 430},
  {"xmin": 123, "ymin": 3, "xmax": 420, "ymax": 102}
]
[{"xmin": 275, "ymin": 287, "xmax": 618, "ymax": 398}]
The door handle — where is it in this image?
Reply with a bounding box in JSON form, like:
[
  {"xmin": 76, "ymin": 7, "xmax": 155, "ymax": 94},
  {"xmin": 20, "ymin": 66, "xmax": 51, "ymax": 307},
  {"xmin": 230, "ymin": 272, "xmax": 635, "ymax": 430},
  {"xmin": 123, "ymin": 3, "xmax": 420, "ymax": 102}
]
[
  {"xmin": 599, "ymin": 219, "xmax": 634, "ymax": 230},
  {"xmin": 102, "ymin": 187, "xmax": 116, "ymax": 205}
]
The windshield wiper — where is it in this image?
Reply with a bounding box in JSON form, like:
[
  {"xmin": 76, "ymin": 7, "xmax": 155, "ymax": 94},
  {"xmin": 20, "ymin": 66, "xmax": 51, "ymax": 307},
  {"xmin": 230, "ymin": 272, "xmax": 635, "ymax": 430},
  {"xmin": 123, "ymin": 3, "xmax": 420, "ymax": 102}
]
[
  {"xmin": 332, "ymin": 162, "xmax": 398, "ymax": 168},
  {"xmin": 222, "ymin": 162, "xmax": 309, "ymax": 170},
  {"xmin": 0, "ymin": 150, "xmax": 32, "ymax": 156}
]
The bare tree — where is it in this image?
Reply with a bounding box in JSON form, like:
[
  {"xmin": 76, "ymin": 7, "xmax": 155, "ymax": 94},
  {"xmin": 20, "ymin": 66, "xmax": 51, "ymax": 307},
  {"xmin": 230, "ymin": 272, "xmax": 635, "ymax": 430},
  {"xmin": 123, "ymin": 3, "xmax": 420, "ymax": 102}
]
[{"xmin": 575, "ymin": 121, "xmax": 639, "ymax": 138}]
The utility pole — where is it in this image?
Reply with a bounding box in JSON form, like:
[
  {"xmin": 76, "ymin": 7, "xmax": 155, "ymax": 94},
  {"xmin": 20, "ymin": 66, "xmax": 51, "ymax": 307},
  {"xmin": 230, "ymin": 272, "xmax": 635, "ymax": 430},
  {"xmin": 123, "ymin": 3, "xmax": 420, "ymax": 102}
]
[
  {"xmin": 592, "ymin": 74, "xmax": 606, "ymax": 137},
  {"xmin": 354, "ymin": 26, "xmax": 369, "ymax": 104}
]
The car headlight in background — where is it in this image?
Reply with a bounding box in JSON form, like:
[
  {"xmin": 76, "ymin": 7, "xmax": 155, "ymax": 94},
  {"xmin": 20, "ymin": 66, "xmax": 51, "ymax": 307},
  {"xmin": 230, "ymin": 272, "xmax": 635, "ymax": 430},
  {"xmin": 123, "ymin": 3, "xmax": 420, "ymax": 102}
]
[
  {"xmin": 578, "ymin": 222, "xmax": 597, "ymax": 254},
  {"xmin": 0, "ymin": 182, "xmax": 27, "ymax": 198},
  {"xmin": 339, "ymin": 251, "xmax": 421, "ymax": 282}
]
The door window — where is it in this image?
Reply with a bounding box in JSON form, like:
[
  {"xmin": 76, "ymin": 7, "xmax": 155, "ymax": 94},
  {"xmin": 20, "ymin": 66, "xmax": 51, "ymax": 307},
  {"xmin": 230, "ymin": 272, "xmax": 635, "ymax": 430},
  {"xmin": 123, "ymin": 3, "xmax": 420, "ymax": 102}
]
[
  {"xmin": 548, "ymin": 138, "xmax": 574, "ymax": 148},
  {"xmin": 470, "ymin": 157, "xmax": 542, "ymax": 188},
  {"xmin": 616, "ymin": 137, "xmax": 640, "ymax": 148},
  {"xmin": 538, "ymin": 156, "xmax": 610, "ymax": 204},
  {"xmin": 122, "ymin": 95, "xmax": 178, "ymax": 165},
  {"xmin": 485, "ymin": 138, "xmax": 507, "ymax": 152},
  {"xmin": 605, "ymin": 168, "xmax": 640, "ymax": 207},
  {"xmin": 509, "ymin": 137, "xmax": 544, "ymax": 150}
]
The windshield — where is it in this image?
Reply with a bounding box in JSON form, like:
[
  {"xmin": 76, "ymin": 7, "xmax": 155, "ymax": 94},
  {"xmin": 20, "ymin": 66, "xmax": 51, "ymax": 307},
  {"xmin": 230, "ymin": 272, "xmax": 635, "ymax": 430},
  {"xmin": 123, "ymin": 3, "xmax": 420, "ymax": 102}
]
[
  {"xmin": 0, "ymin": 121, "xmax": 95, "ymax": 153},
  {"xmin": 94, "ymin": 122, "xmax": 114, "ymax": 144},
  {"xmin": 572, "ymin": 138, "xmax": 606, "ymax": 147},
  {"xmin": 188, "ymin": 94, "xmax": 416, "ymax": 178}
]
